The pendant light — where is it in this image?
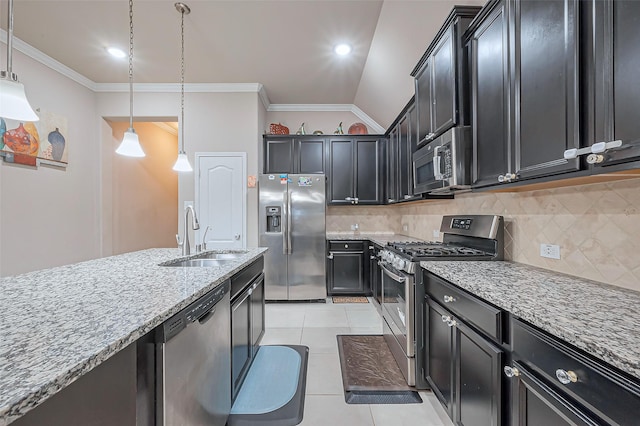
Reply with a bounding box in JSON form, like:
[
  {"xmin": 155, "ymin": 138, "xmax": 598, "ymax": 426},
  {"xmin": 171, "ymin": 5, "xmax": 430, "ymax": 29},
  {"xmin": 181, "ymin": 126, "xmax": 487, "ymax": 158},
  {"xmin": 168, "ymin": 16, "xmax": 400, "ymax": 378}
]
[
  {"xmin": 0, "ymin": 0, "xmax": 38, "ymax": 122},
  {"xmin": 115, "ymin": 0, "xmax": 145, "ymax": 157},
  {"xmin": 172, "ymin": 2, "xmax": 193, "ymax": 172}
]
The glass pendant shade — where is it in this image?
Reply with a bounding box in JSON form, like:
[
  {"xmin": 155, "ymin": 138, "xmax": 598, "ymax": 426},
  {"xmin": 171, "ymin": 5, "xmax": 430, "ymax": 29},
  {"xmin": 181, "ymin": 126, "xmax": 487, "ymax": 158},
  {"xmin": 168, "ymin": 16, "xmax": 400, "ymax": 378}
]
[
  {"xmin": 173, "ymin": 152, "xmax": 193, "ymax": 172},
  {"xmin": 116, "ymin": 128, "xmax": 145, "ymax": 157},
  {"xmin": 0, "ymin": 77, "xmax": 39, "ymax": 122}
]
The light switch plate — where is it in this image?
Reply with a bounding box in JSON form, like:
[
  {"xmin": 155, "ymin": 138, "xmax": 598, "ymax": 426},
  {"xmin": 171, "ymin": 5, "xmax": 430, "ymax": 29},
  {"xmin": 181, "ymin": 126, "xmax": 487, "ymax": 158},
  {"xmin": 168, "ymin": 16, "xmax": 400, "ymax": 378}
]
[
  {"xmin": 403, "ymin": 224, "xmax": 409, "ymax": 232},
  {"xmin": 540, "ymin": 243, "xmax": 561, "ymax": 259},
  {"xmin": 433, "ymin": 230, "xmax": 440, "ymax": 238}
]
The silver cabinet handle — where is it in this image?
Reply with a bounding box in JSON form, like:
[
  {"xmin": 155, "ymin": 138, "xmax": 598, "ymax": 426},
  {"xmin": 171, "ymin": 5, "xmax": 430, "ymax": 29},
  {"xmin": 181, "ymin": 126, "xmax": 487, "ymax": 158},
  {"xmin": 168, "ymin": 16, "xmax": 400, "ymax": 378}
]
[
  {"xmin": 498, "ymin": 174, "xmax": 505, "ymax": 183},
  {"xmin": 441, "ymin": 314, "xmax": 449, "ymax": 323},
  {"xmin": 327, "ymin": 253, "xmax": 334, "ymax": 260},
  {"xmin": 433, "ymin": 145, "xmax": 443, "ymax": 180},
  {"xmin": 426, "ymin": 132, "xmax": 436, "ymax": 140},
  {"xmin": 555, "ymin": 369, "xmax": 578, "ymax": 385},
  {"xmin": 443, "ymin": 295, "xmax": 456, "ymax": 303},
  {"xmin": 345, "ymin": 197, "xmax": 354, "ymax": 201},
  {"xmin": 370, "ymin": 256, "xmax": 376, "ymax": 260},
  {"xmin": 586, "ymin": 154, "xmax": 604, "ymax": 164},
  {"xmin": 440, "ymin": 314, "xmax": 455, "ymax": 327},
  {"xmin": 447, "ymin": 318, "xmax": 457, "ymax": 327},
  {"xmin": 504, "ymin": 366, "xmax": 520, "ymax": 378}
]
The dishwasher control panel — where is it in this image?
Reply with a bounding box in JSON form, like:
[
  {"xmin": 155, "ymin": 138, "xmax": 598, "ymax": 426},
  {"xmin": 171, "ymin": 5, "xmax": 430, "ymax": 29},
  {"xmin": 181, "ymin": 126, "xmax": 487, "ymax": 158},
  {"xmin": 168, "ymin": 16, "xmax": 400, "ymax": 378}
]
[{"xmin": 159, "ymin": 280, "xmax": 230, "ymax": 343}]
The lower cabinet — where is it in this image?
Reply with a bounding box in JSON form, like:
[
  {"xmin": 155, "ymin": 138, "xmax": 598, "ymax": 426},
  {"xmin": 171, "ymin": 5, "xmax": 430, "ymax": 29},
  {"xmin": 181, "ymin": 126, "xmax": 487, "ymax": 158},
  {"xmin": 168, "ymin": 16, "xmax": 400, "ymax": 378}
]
[
  {"xmin": 368, "ymin": 243, "xmax": 382, "ymax": 309},
  {"xmin": 230, "ymin": 260, "xmax": 265, "ymax": 400},
  {"xmin": 326, "ymin": 240, "xmax": 369, "ymax": 295},
  {"xmin": 425, "ymin": 298, "xmax": 504, "ymax": 425}
]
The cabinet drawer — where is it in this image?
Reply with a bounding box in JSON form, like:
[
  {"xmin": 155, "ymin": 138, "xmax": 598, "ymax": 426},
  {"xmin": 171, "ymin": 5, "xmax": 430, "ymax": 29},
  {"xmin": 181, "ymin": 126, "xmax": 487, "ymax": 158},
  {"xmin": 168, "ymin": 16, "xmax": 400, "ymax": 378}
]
[
  {"xmin": 328, "ymin": 241, "xmax": 365, "ymax": 252},
  {"xmin": 424, "ymin": 272, "xmax": 503, "ymax": 342},
  {"xmin": 231, "ymin": 257, "xmax": 264, "ymax": 300},
  {"xmin": 512, "ymin": 318, "xmax": 640, "ymax": 426}
]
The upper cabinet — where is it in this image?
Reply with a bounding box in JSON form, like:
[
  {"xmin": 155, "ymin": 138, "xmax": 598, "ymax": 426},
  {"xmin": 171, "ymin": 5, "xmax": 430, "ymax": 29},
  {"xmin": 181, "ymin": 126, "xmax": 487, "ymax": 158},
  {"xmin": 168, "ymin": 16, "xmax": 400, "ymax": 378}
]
[
  {"xmin": 385, "ymin": 98, "xmax": 420, "ymax": 204},
  {"xmin": 411, "ymin": 6, "xmax": 481, "ymax": 147},
  {"xmin": 469, "ymin": 0, "xmax": 581, "ymax": 189},
  {"xmin": 586, "ymin": 0, "xmax": 640, "ymax": 170},
  {"xmin": 328, "ymin": 136, "xmax": 384, "ymax": 205},
  {"xmin": 263, "ymin": 135, "xmax": 325, "ymax": 174}
]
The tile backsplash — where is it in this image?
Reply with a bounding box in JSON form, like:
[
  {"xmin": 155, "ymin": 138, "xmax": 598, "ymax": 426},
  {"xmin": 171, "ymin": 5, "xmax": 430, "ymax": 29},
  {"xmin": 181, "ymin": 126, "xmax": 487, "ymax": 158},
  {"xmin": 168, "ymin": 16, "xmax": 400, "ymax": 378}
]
[{"xmin": 327, "ymin": 178, "xmax": 640, "ymax": 292}]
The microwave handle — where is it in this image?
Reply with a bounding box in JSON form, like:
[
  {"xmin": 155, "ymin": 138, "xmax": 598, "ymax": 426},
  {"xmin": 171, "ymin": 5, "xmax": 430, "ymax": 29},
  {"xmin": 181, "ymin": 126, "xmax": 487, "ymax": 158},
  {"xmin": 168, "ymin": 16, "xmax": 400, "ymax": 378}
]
[{"xmin": 433, "ymin": 145, "xmax": 443, "ymax": 180}]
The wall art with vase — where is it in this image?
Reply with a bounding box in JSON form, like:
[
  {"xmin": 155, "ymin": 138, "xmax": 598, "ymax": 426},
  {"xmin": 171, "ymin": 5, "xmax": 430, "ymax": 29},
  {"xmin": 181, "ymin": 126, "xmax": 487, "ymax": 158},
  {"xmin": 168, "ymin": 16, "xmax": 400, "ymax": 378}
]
[{"xmin": 0, "ymin": 110, "xmax": 68, "ymax": 168}]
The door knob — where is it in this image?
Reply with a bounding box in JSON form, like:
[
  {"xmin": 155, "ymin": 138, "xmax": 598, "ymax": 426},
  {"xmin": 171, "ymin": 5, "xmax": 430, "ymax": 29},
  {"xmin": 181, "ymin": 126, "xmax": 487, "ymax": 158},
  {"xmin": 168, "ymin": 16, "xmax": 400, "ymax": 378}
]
[{"xmin": 234, "ymin": 234, "xmax": 240, "ymax": 240}]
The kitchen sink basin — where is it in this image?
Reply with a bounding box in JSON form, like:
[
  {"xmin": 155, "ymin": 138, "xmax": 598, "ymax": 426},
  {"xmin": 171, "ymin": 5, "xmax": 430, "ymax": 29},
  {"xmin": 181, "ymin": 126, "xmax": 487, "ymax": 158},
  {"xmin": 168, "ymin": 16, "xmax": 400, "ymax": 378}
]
[
  {"xmin": 162, "ymin": 258, "xmax": 234, "ymax": 268},
  {"xmin": 195, "ymin": 251, "xmax": 247, "ymax": 260}
]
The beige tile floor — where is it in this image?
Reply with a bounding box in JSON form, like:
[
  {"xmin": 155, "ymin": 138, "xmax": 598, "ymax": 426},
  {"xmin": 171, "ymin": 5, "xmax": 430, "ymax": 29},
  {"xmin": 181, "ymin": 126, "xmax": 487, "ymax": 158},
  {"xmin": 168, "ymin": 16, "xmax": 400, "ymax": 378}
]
[{"xmin": 261, "ymin": 298, "xmax": 454, "ymax": 426}]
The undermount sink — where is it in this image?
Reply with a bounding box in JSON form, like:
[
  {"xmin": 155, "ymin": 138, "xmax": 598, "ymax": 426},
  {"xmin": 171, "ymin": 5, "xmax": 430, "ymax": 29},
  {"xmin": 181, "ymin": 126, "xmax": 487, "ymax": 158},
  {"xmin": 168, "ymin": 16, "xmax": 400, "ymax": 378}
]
[
  {"xmin": 162, "ymin": 258, "xmax": 234, "ymax": 268},
  {"xmin": 195, "ymin": 251, "xmax": 247, "ymax": 260}
]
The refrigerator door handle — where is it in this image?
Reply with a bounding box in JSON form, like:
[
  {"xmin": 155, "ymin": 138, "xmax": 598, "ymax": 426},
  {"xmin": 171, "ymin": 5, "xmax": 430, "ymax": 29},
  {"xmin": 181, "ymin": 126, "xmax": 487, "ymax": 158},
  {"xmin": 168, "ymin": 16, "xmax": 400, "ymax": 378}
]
[
  {"xmin": 286, "ymin": 190, "xmax": 293, "ymax": 254},
  {"xmin": 282, "ymin": 189, "xmax": 289, "ymax": 255}
]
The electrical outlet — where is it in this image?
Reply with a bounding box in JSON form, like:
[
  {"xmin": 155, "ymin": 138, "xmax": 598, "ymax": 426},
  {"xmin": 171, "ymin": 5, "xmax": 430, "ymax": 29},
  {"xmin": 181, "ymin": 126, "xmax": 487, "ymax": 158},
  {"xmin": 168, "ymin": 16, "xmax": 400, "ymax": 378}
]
[
  {"xmin": 351, "ymin": 223, "xmax": 359, "ymax": 231},
  {"xmin": 433, "ymin": 230, "xmax": 440, "ymax": 238},
  {"xmin": 540, "ymin": 243, "xmax": 561, "ymax": 260},
  {"xmin": 403, "ymin": 224, "xmax": 408, "ymax": 232}
]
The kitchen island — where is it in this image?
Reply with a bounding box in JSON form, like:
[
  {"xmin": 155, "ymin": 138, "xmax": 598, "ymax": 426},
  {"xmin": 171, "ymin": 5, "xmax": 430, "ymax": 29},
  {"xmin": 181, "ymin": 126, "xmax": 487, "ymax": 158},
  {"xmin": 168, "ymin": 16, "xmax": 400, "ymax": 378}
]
[{"xmin": 0, "ymin": 248, "xmax": 267, "ymax": 426}]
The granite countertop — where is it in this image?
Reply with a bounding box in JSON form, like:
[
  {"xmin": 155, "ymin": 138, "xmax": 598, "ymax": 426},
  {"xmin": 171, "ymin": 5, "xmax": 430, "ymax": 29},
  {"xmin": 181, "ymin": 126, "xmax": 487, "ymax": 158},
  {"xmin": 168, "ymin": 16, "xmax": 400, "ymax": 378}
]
[
  {"xmin": 326, "ymin": 232, "xmax": 424, "ymax": 246},
  {"xmin": 420, "ymin": 261, "xmax": 640, "ymax": 380},
  {"xmin": 0, "ymin": 247, "xmax": 267, "ymax": 426}
]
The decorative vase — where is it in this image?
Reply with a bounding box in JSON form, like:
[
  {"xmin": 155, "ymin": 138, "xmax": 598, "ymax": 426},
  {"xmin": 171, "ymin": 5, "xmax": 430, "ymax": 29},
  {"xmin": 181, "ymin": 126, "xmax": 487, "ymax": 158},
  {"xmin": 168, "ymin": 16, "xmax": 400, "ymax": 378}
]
[
  {"xmin": 296, "ymin": 122, "xmax": 306, "ymax": 135},
  {"xmin": 0, "ymin": 118, "xmax": 5, "ymax": 150},
  {"xmin": 48, "ymin": 128, "xmax": 66, "ymax": 161},
  {"xmin": 334, "ymin": 122, "xmax": 344, "ymax": 135},
  {"xmin": 4, "ymin": 123, "xmax": 39, "ymax": 155}
]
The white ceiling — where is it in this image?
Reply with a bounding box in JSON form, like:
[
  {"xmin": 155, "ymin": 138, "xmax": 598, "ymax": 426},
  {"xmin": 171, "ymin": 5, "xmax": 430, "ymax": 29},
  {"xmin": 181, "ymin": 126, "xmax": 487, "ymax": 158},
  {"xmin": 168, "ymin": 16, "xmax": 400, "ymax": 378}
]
[{"xmin": 1, "ymin": 0, "xmax": 486, "ymax": 128}]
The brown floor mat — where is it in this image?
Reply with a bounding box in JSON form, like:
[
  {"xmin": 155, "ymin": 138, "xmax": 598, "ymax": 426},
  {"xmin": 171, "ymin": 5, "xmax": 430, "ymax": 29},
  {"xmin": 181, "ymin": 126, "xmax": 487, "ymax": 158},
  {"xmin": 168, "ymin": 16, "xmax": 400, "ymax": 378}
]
[
  {"xmin": 336, "ymin": 335, "xmax": 422, "ymax": 404},
  {"xmin": 331, "ymin": 296, "xmax": 369, "ymax": 304}
]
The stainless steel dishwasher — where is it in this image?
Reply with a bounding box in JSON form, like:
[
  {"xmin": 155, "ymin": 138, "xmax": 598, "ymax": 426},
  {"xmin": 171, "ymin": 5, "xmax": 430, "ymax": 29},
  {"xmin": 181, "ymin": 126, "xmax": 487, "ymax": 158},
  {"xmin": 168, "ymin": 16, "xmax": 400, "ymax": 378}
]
[{"xmin": 156, "ymin": 281, "xmax": 231, "ymax": 426}]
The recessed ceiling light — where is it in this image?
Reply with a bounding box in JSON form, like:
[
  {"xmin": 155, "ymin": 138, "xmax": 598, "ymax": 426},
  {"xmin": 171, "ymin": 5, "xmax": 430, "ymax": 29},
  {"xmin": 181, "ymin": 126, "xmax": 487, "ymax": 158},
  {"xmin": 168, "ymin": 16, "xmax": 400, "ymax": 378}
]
[
  {"xmin": 334, "ymin": 44, "xmax": 352, "ymax": 56},
  {"xmin": 107, "ymin": 47, "xmax": 126, "ymax": 58}
]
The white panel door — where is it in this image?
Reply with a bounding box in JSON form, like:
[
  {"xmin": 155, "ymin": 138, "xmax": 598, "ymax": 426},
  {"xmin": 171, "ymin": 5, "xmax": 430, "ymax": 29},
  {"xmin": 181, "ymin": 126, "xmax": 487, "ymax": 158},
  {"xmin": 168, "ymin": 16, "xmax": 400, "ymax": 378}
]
[{"xmin": 196, "ymin": 153, "xmax": 246, "ymax": 249}]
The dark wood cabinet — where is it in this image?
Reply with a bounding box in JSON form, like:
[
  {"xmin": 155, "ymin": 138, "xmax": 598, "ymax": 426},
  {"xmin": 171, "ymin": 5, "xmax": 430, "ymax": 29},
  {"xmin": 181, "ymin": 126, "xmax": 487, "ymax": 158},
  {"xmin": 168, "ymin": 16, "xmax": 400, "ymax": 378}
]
[
  {"xmin": 368, "ymin": 243, "xmax": 382, "ymax": 310},
  {"xmin": 230, "ymin": 262, "xmax": 265, "ymax": 400},
  {"xmin": 386, "ymin": 127, "xmax": 399, "ymax": 203},
  {"xmin": 587, "ymin": 0, "xmax": 640, "ymax": 170},
  {"xmin": 263, "ymin": 136, "xmax": 326, "ymax": 174},
  {"xmin": 426, "ymin": 298, "xmax": 455, "ymax": 415},
  {"xmin": 470, "ymin": 0, "xmax": 581, "ymax": 188},
  {"xmin": 328, "ymin": 136, "xmax": 383, "ymax": 205},
  {"xmin": 412, "ymin": 6, "xmax": 480, "ymax": 147},
  {"xmin": 425, "ymin": 298, "xmax": 503, "ymax": 425},
  {"xmin": 385, "ymin": 98, "xmax": 419, "ymax": 204},
  {"xmin": 326, "ymin": 240, "xmax": 368, "ymax": 295}
]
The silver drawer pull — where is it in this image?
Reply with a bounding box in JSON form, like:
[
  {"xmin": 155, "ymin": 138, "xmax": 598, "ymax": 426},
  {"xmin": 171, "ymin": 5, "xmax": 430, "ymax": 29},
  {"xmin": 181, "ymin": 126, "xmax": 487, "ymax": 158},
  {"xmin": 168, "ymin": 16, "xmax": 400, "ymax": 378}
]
[
  {"xmin": 443, "ymin": 295, "xmax": 456, "ymax": 303},
  {"xmin": 441, "ymin": 314, "xmax": 450, "ymax": 323},
  {"xmin": 447, "ymin": 318, "xmax": 457, "ymax": 327},
  {"xmin": 504, "ymin": 366, "xmax": 520, "ymax": 378},
  {"xmin": 555, "ymin": 369, "xmax": 578, "ymax": 385}
]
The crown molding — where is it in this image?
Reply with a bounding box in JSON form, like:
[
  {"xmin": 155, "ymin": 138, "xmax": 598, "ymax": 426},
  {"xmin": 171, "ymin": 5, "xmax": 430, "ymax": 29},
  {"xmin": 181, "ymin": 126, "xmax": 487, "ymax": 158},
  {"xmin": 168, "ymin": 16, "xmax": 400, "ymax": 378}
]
[
  {"xmin": 268, "ymin": 104, "xmax": 384, "ymax": 133},
  {"xmin": 1, "ymin": 30, "xmax": 96, "ymax": 91}
]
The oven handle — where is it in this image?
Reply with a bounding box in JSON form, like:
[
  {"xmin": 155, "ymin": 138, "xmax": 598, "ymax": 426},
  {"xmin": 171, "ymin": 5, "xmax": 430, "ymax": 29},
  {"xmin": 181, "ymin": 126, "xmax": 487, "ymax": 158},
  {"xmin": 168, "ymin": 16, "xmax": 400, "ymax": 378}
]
[
  {"xmin": 379, "ymin": 262, "xmax": 407, "ymax": 283},
  {"xmin": 433, "ymin": 145, "xmax": 443, "ymax": 180}
]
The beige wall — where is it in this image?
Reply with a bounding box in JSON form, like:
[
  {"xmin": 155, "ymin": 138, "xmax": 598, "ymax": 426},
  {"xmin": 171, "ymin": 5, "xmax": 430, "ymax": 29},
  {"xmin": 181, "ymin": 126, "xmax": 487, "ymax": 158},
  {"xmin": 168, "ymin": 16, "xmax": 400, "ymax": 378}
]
[
  {"xmin": 265, "ymin": 111, "xmax": 369, "ymax": 136},
  {"xmin": 108, "ymin": 122, "xmax": 178, "ymax": 255},
  {"xmin": 97, "ymin": 91, "xmax": 262, "ymax": 249},
  {"xmin": 327, "ymin": 178, "xmax": 640, "ymax": 292},
  {"xmin": 0, "ymin": 46, "xmax": 100, "ymax": 276}
]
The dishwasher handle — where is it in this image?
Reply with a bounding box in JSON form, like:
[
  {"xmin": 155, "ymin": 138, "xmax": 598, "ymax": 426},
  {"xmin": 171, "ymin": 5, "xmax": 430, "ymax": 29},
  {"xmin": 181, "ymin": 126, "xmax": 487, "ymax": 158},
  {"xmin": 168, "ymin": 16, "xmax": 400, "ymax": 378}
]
[{"xmin": 197, "ymin": 307, "xmax": 216, "ymax": 325}]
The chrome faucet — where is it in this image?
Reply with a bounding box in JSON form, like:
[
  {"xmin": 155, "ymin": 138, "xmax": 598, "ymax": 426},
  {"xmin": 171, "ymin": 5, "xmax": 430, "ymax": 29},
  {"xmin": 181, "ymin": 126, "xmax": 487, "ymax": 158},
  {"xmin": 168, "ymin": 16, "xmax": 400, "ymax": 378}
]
[{"xmin": 176, "ymin": 205, "xmax": 200, "ymax": 256}]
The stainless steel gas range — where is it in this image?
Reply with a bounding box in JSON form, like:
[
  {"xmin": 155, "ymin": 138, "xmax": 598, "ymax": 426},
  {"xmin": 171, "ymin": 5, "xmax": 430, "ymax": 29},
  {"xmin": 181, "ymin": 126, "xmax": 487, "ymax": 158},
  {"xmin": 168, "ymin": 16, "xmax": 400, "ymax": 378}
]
[{"xmin": 378, "ymin": 215, "xmax": 504, "ymax": 388}]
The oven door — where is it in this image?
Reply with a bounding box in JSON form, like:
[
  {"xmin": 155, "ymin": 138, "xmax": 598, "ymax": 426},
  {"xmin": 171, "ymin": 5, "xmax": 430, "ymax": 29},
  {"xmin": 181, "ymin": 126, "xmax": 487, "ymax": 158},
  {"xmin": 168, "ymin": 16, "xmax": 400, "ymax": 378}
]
[
  {"xmin": 412, "ymin": 141, "xmax": 444, "ymax": 194},
  {"xmin": 380, "ymin": 262, "xmax": 415, "ymax": 357}
]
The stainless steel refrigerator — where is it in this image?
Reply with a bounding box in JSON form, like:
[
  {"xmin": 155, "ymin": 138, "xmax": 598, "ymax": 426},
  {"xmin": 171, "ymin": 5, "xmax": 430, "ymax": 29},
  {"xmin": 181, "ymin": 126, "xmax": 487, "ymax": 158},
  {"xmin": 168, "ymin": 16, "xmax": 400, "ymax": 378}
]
[{"xmin": 259, "ymin": 174, "xmax": 327, "ymax": 300}]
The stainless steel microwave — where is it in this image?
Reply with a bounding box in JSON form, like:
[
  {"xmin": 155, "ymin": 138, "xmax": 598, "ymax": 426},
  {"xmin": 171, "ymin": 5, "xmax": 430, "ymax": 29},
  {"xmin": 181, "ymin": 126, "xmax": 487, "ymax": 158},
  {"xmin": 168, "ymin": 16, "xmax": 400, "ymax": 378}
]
[{"xmin": 412, "ymin": 127, "xmax": 472, "ymax": 195}]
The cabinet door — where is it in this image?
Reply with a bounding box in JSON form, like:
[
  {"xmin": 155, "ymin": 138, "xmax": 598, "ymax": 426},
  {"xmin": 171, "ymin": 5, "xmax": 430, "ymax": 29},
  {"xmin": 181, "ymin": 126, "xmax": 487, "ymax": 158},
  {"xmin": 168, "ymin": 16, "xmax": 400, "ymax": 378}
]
[
  {"xmin": 511, "ymin": 362, "xmax": 599, "ymax": 426},
  {"xmin": 328, "ymin": 139, "xmax": 354, "ymax": 204},
  {"xmin": 416, "ymin": 58, "xmax": 433, "ymax": 143},
  {"xmin": 387, "ymin": 128, "xmax": 399, "ymax": 203},
  {"xmin": 327, "ymin": 251, "xmax": 364, "ymax": 294},
  {"xmin": 355, "ymin": 138, "xmax": 382, "ymax": 204},
  {"xmin": 398, "ymin": 113, "xmax": 412, "ymax": 201},
  {"xmin": 592, "ymin": 0, "xmax": 640, "ymax": 168},
  {"xmin": 296, "ymin": 138, "xmax": 325, "ymax": 174},
  {"xmin": 264, "ymin": 138, "xmax": 294, "ymax": 173},
  {"xmin": 250, "ymin": 276, "xmax": 265, "ymax": 352},
  {"xmin": 426, "ymin": 299, "xmax": 454, "ymax": 416},
  {"xmin": 512, "ymin": 0, "xmax": 580, "ymax": 180},
  {"xmin": 455, "ymin": 319, "xmax": 503, "ymax": 426},
  {"xmin": 471, "ymin": 1, "xmax": 510, "ymax": 188},
  {"xmin": 231, "ymin": 290, "xmax": 252, "ymax": 399},
  {"xmin": 432, "ymin": 26, "xmax": 456, "ymax": 136},
  {"xmin": 369, "ymin": 246, "xmax": 381, "ymax": 306}
]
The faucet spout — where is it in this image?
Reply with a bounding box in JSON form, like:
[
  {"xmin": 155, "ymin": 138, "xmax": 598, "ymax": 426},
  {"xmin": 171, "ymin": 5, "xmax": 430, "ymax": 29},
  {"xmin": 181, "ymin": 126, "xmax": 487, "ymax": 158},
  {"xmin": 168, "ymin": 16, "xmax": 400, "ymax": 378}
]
[{"xmin": 182, "ymin": 205, "xmax": 200, "ymax": 256}]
